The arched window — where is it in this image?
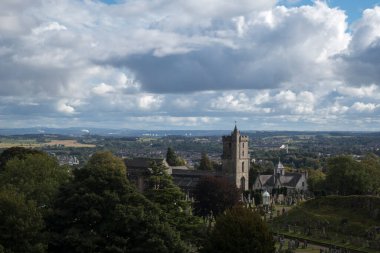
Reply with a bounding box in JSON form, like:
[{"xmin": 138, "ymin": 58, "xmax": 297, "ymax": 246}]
[
  {"xmin": 240, "ymin": 177, "xmax": 246, "ymax": 190},
  {"xmin": 242, "ymin": 162, "xmax": 245, "ymax": 172}
]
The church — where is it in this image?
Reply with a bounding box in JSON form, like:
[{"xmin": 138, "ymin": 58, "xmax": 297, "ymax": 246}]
[
  {"xmin": 252, "ymin": 160, "xmax": 308, "ymax": 193},
  {"xmin": 125, "ymin": 125, "xmax": 307, "ymax": 194}
]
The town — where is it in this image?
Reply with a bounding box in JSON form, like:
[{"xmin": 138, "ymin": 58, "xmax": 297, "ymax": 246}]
[{"xmin": 1, "ymin": 126, "xmax": 380, "ymax": 252}]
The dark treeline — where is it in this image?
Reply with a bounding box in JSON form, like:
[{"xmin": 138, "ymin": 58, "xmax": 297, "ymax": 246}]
[{"xmin": 0, "ymin": 147, "xmax": 274, "ymax": 253}]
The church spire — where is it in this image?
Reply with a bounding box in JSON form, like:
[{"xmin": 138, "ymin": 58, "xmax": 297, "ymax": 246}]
[{"xmin": 233, "ymin": 121, "xmax": 238, "ymax": 135}]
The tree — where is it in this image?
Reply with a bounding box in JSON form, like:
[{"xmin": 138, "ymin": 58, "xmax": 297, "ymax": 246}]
[
  {"xmin": 144, "ymin": 162, "xmax": 206, "ymax": 249},
  {"xmin": 166, "ymin": 147, "xmax": 186, "ymax": 166},
  {"xmin": 307, "ymin": 169, "xmax": 326, "ymax": 193},
  {"xmin": 0, "ymin": 189, "xmax": 45, "ymax": 253},
  {"xmin": 201, "ymin": 206, "xmax": 275, "ymax": 253},
  {"xmin": 0, "ymin": 147, "xmax": 43, "ymax": 170},
  {"xmin": 325, "ymin": 156, "xmax": 370, "ymax": 195},
  {"xmin": 198, "ymin": 152, "xmax": 213, "ymax": 171},
  {"xmin": 47, "ymin": 152, "xmax": 187, "ymax": 253},
  {"xmin": 361, "ymin": 153, "xmax": 380, "ymax": 194},
  {"xmin": 0, "ymin": 153, "xmax": 70, "ymax": 208},
  {"xmin": 193, "ymin": 176, "xmax": 240, "ymax": 218}
]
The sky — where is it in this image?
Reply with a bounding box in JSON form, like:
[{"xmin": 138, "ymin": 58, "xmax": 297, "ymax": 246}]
[{"xmin": 1, "ymin": 0, "xmax": 380, "ymax": 131}]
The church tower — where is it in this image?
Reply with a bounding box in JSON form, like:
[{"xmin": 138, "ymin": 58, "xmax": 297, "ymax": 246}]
[{"xmin": 221, "ymin": 125, "xmax": 250, "ymax": 190}]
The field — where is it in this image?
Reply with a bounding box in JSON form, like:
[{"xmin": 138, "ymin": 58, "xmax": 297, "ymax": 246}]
[
  {"xmin": 0, "ymin": 138, "xmax": 96, "ymax": 149},
  {"xmin": 43, "ymin": 140, "xmax": 96, "ymax": 148}
]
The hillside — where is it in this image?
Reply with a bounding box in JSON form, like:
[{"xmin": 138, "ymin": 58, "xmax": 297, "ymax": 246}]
[{"xmin": 271, "ymin": 196, "xmax": 380, "ymax": 251}]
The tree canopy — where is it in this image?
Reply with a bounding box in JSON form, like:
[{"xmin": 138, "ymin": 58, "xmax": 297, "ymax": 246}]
[
  {"xmin": 193, "ymin": 176, "xmax": 240, "ymax": 218},
  {"xmin": 325, "ymin": 156, "xmax": 371, "ymax": 195},
  {"xmin": 307, "ymin": 168, "xmax": 326, "ymax": 194},
  {"xmin": 198, "ymin": 152, "xmax": 213, "ymax": 171},
  {"xmin": 144, "ymin": 162, "xmax": 206, "ymax": 249},
  {"xmin": 0, "ymin": 189, "xmax": 45, "ymax": 253},
  {"xmin": 201, "ymin": 206, "xmax": 275, "ymax": 253},
  {"xmin": 0, "ymin": 147, "xmax": 43, "ymax": 170},
  {"xmin": 0, "ymin": 153, "xmax": 70, "ymax": 208},
  {"xmin": 47, "ymin": 152, "xmax": 187, "ymax": 253},
  {"xmin": 166, "ymin": 147, "xmax": 186, "ymax": 166}
]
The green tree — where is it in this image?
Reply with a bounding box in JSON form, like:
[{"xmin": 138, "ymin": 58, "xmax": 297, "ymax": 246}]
[
  {"xmin": 47, "ymin": 152, "xmax": 187, "ymax": 253},
  {"xmin": 307, "ymin": 169, "xmax": 326, "ymax": 193},
  {"xmin": 0, "ymin": 147, "xmax": 43, "ymax": 170},
  {"xmin": 201, "ymin": 206, "xmax": 275, "ymax": 253},
  {"xmin": 0, "ymin": 189, "xmax": 45, "ymax": 253},
  {"xmin": 193, "ymin": 176, "xmax": 240, "ymax": 218},
  {"xmin": 326, "ymin": 156, "xmax": 370, "ymax": 195},
  {"xmin": 166, "ymin": 147, "xmax": 186, "ymax": 166},
  {"xmin": 144, "ymin": 162, "xmax": 206, "ymax": 249},
  {"xmin": 0, "ymin": 153, "xmax": 70, "ymax": 208},
  {"xmin": 361, "ymin": 153, "xmax": 380, "ymax": 194},
  {"xmin": 198, "ymin": 152, "xmax": 213, "ymax": 171}
]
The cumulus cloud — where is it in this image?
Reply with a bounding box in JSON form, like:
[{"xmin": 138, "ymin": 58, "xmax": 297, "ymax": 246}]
[
  {"xmin": 32, "ymin": 22, "xmax": 67, "ymax": 35},
  {"xmin": 1, "ymin": 0, "xmax": 380, "ymax": 130},
  {"xmin": 137, "ymin": 94, "xmax": 163, "ymax": 110},
  {"xmin": 92, "ymin": 83, "xmax": 115, "ymax": 95},
  {"xmin": 338, "ymin": 6, "xmax": 380, "ymax": 87},
  {"xmin": 57, "ymin": 100, "xmax": 76, "ymax": 114},
  {"xmin": 351, "ymin": 102, "xmax": 379, "ymax": 112},
  {"xmin": 111, "ymin": 2, "xmax": 350, "ymax": 93}
]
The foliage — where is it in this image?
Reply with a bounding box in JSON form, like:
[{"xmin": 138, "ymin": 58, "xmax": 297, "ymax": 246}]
[
  {"xmin": 0, "ymin": 153, "xmax": 70, "ymax": 208},
  {"xmin": 361, "ymin": 153, "xmax": 380, "ymax": 194},
  {"xmin": 144, "ymin": 162, "xmax": 206, "ymax": 249},
  {"xmin": 193, "ymin": 176, "xmax": 240, "ymax": 217},
  {"xmin": 47, "ymin": 152, "xmax": 187, "ymax": 253},
  {"xmin": 307, "ymin": 169, "xmax": 326, "ymax": 193},
  {"xmin": 0, "ymin": 147, "xmax": 43, "ymax": 170},
  {"xmin": 198, "ymin": 152, "xmax": 213, "ymax": 171},
  {"xmin": 201, "ymin": 206, "xmax": 275, "ymax": 253},
  {"xmin": 166, "ymin": 147, "xmax": 186, "ymax": 166},
  {"xmin": 0, "ymin": 189, "xmax": 46, "ymax": 253},
  {"xmin": 325, "ymin": 156, "xmax": 371, "ymax": 195}
]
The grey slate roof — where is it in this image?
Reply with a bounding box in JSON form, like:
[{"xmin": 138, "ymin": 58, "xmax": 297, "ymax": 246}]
[
  {"xmin": 124, "ymin": 158, "xmax": 165, "ymax": 169},
  {"xmin": 258, "ymin": 172, "xmax": 304, "ymax": 188}
]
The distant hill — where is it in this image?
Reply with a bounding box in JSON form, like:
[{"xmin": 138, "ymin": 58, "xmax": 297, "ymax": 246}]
[
  {"xmin": 0, "ymin": 128, "xmax": 379, "ymax": 137},
  {"xmin": 0, "ymin": 128, "xmax": 231, "ymax": 137}
]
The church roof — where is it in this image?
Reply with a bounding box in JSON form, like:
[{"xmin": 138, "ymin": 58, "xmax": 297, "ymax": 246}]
[
  {"xmin": 257, "ymin": 172, "xmax": 303, "ymax": 188},
  {"xmin": 125, "ymin": 157, "xmax": 165, "ymax": 167},
  {"xmin": 171, "ymin": 170, "xmax": 217, "ymax": 190}
]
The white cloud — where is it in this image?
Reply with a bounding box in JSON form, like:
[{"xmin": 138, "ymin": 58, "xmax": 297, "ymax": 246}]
[
  {"xmin": 350, "ymin": 6, "xmax": 380, "ymax": 51},
  {"xmin": 92, "ymin": 83, "xmax": 115, "ymax": 95},
  {"xmin": 210, "ymin": 91, "xmax": 272, "ymax": 113},
  {"xmin": 133, "ymin": 116, "xmax": 220, "ymax": 127},
  {"xmin": 337, "ymin": 84, "xmax": 379, "ymax": 98},
  {"xmin": 32, "ymin": 22, "xmax": 67, "ymax": 35},
  {"xmin": 351, "ymin": 102, "xmax": 378, "ymax": 112},
  {"xmin": 328, "ymin": 102, "xmax": 349, "ymax": 114},
  {"xmin": 275, "ymin": 90, "xmax": 297, "ymax": 102},
  {"xmin": 57, "ymin": 100, "xmax": 76, "ymax": 114},
  {"xmin": 138, "ymin": 94, "xmax": 163, "ymax": 110},
  {"xmin": 1, "ymin": 0, "xmax": 380, "ymax": 130}
]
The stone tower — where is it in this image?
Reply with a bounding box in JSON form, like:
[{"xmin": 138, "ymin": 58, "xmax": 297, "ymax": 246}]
[{"xmin": 221, "ymin": 125, "xmax": 250, "ymax": 190}]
